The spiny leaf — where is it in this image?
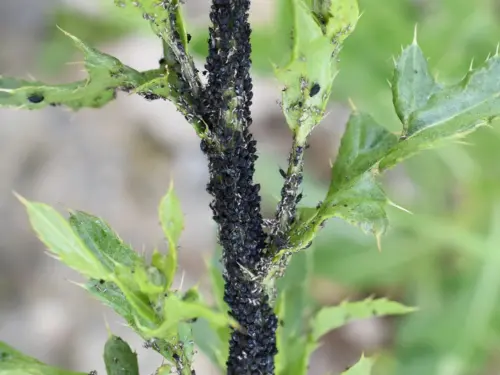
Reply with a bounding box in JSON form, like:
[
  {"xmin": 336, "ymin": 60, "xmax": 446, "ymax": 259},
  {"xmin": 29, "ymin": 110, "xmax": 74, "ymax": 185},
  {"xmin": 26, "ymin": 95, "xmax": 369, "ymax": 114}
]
[
  {"xmin": 285, "ymin": 112, "xmax": 397, "ymax": 254},
  {"xmin": 392, "ymin": 39, "xmax": 439, "ymax": 126},
  {"xmin": 311, "ymin": 297, "xmax": 416, "ymax": 341},
  {"xmin": 274, "ymin": 0, "xmax": 358, "ymax": 142},
  {"xmin": 341, "ymin": 355, "xmax": 375, "ymax": 375},
  {"xmin": 158, "ymin": 182, "xmax": 184, "ymax": 289},
  {"xmin": 17, "ymin": 195, "xmax": 109, "ymax": 280},
  {"xmin": 0, "ymin": 30, "xmax": 167, "ymax": 111},
  {"xmin": 0, "ymin": 341, "xmax": 87, "ymax": 375},
  {"xmin": 380, "ymin": 44, "xmax": 500, "ymax": 170},
  {"xmin": 103, "ymin": 336, "xmax": 139, "ymax": 375}
]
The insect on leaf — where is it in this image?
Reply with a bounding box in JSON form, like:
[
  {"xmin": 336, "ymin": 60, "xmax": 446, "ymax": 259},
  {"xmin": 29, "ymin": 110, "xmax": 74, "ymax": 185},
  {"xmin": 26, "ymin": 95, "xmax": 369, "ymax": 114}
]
[{"xmin": 0, "ymin": 29, "xmax": 167, "ymax": 111}]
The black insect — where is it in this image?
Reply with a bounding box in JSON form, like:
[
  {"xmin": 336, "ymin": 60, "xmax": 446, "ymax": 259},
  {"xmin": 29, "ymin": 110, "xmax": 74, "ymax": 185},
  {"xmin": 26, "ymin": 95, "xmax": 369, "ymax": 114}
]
[
  {"xmin": 159, "ymin": 57, "xmax": 166, "ymax": 66},
  {"xmin": 309, "ymin": 83, "xmax": 321, "ymax": 97},
  {"xmin": 279, "ymin": 168, "xmax": 287, "ymax": 178},
  {"xmin": 187, "ymin": 33, "xmax": 192, "ymax": 43},
  {"xmin": 27, "ymin": 93, "xmax": 44, "ymax": 104}
]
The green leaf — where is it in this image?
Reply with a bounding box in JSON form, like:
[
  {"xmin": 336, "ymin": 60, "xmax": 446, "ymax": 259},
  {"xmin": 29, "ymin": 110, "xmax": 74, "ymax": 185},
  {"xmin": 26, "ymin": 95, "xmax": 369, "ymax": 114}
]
[
  {"xmin": 274, "ymin": 0, "xmax": 358, "ymax": 141},
  {"xmin": 68, "ymin": 211, "xmax": 140, "ymax": 271},
  {"xmin": 17, "ymin": 195, "xmax": 109, "ymax": 280},
  {"xmin": 84, "ymin": 279, "xmax": 135, "ymax": 326},
  {"xmin": 158, "ymin": 183, "xmax": 184, "ymax": 288},
  {"xmin": 341, "ymin": 355, "xmax": 375, "ymax": 375},
  {"xmin": 275, "ymin": 250, "xmax": 315, "ymax": 375},
  {"xmin": 192, "ymin": 320, "xmax": 227, "ymax": 370},
  {"xmin": 285, "ymin": 112, "xmax": 397, "ymax": 255},
  {"xmin": 392, "ymin": 39, "xmax": 439, "ymax": 126},
  {"xmin": 103, "ymin": 336, "xmax": 139, "ymax": 375},
  {"xmin": 380, "ymin": 46, "xmax": 500, "ymax": 170},
  {"xmin": 311, "ymin": 297, "xmax": 415, "ymax": 341},
  {"xmin": 137, "ymin": 294, "xmax": 237, "ymax": 340},
  {"xmin": 0, "ymin": 29, "xmax": 166, "ymax": 111},
  {"xmin": 0, "ymin": 342, "xmax": 87, "ymax": 375}
]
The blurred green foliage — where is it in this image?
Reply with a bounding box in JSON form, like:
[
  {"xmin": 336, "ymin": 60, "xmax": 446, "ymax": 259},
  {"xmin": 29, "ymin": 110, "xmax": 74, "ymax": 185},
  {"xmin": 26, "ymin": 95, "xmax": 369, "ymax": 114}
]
[{"xmin": 35, "ymin": 0, "xmax": 500, "ymax": 374}]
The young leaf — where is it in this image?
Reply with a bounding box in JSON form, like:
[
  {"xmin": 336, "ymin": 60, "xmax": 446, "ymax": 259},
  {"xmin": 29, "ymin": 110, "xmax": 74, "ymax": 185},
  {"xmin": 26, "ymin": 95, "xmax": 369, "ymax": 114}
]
[
  {"xmin": 68, "ymin": 211, "xmax": 141, "ymax": 271},
  {"xmin": 137, "ymin": 294, "xmax": 237, "ymax": 340},
  {"xmin": 311, "ymin": 297, "xmax": 415, "ymax": 341},
  {"xmin": 0, "ymin": 341, "xmax": 87, "ymax": 375},
  {"xmin": 17, "ymin": 195, "xmax": 109, "ymax": 280},
  {"xmin": 341, "ymin": 355, "xmax": 375, "ymax": 375},
  {"xmin": 0, "ymin": 30, "xmax": 166, "ymax": 111},
  {"xmin": 103, "ymin": 335, "xmax": 139, "ymax": 375},
  {"xmin": 274, "ymin": 0, "xmax": 358, "ymax": 141},
  {"xmin": 380, "ymin": 45, "xmax": 500, "ymax": 170},
  {"xmin": 158, "ymin": 183, "xmax": 184, "ymax": 288}
]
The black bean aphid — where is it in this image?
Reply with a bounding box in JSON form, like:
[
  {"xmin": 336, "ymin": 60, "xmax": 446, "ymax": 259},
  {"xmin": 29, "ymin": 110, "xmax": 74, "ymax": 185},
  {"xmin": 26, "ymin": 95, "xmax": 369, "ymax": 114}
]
[
  {"xmin": 187, "ymin": 33, "xmax": 192, "ymax": 43},
  {"xmin": 159, "ymin": 57, "xmax": 166, "ymax": 66},
  {"xmin": 309, "ymin": 83, "xmax": 320, "ymax": 97},
  {"xmin": 279, "ymin": 168, "xmax": 287, "ymax": 178},
  {"xmin": 27, "ymin": 93, "xmax": 44, "ymax": 104}
]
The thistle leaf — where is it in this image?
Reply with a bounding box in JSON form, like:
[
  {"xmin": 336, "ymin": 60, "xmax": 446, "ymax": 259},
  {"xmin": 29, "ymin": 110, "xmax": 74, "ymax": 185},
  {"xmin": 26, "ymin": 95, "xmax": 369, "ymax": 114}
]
[
  {"xmin": 17, "ymin": 195, "xmax": 109, "ymax": 280},
  {"xmin": 0, "ymin": 30, "xmax": 166, "ymax": 111},
  {"xmin": 341, "ymin": 355, "xmax": 375, "ymax": 375},
  {"xmin": 311, "ymin": 298, "xmax": 415, "ymax": 341},
  {"xmin": 380, "ymin": 45, "xmax": 500, "ymax": 170},
  {"xmin": 274, "ymin": 0, "xmax": 358, "ymax": 141},
  {"xmin": 392, "ymin": 40, "xmax": 439, "ymax": 126},
  {"xmin": 286, "ymin": 112, "xmax": 396, "ymax": 253},
  {"xmin": 0, "ymin": 342, "xmax": 87, "ymax": 375}
]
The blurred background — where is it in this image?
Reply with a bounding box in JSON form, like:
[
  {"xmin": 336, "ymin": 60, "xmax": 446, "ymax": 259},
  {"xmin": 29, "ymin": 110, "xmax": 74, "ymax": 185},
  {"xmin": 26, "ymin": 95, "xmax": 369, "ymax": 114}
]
[{"xmin": 2, "ymin": 0, "xmax": 500, "ymax": 374}]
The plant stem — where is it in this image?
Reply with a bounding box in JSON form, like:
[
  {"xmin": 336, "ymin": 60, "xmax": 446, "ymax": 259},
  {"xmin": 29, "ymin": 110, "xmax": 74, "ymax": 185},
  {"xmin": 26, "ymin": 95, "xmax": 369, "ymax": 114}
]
[{"xmin": 200, "ymin": 0, "xmax": 278, "ymax": 373}]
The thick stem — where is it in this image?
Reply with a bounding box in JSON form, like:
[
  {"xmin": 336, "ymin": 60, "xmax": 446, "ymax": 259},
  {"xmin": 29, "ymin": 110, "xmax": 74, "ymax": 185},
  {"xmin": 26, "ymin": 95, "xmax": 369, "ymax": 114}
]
[{"xmin": 200, "ymin": 0, "xmax": 278, "ymax": 373}]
